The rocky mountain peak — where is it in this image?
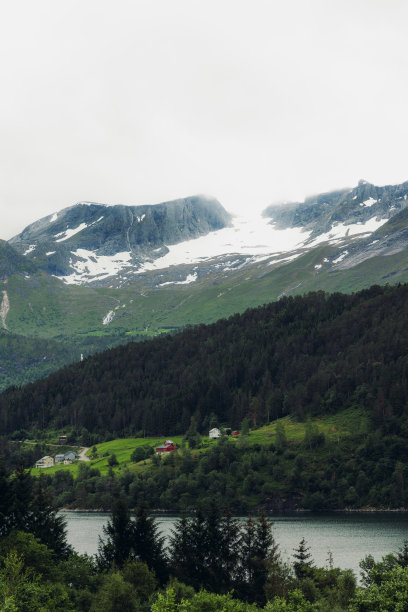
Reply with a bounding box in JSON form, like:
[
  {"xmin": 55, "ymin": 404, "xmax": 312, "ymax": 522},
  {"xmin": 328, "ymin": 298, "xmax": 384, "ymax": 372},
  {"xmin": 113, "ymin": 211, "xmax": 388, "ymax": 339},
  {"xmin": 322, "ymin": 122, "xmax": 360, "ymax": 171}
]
[{"xmin": 8, "ymin": 195, "xmax": 231, "ymax": 286}]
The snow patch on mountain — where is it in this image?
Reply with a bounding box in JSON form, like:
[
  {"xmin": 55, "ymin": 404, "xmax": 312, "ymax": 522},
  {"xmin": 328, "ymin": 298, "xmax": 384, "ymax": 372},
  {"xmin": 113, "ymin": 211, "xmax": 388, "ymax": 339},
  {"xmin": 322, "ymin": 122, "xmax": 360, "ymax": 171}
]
[
  {"xmin": 267, "ymin": 253, "xmax": 302, "ymax": 266},
  {"xmin": 55, "ymin": 223, "xmax": 89, "ymax": 242},
  {"xmin": 308, "ymin": 216, "xmax": 388, "ymax": 247},
  {"xmin": 333, "ymin": 250, "xmax": 349, "ymax": 264},
  {"xmin": 59, "ymin": 249, "xmax": 133, "ymax": 284},
  {"xmin": 360, "ymin": 197, "xmax": 377, "ymax": 207},
  {"xmin": 23, "ymin": 245, "xmax": 36, "ymax": 255},
  {"xmin": 139, "ymin": 215, "xmax": 310, "ymax": 273},
  {"xmin": 158, "ymin": 273, "xmax": 198, "ymax": 286}
]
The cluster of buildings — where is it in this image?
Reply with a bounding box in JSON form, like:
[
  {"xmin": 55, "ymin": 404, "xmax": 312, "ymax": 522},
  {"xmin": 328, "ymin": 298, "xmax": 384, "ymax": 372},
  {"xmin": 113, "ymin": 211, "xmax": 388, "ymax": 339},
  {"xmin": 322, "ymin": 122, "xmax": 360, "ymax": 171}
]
[
  {"xmin": 36, "ymin": 428, "xmax": 241, "ymax": 467},
  {"xmin": 35, "ymin": 450, "xmax": 78, "ymax": 468},
  {"xmin": 155, "ymin": 429, "xmax": 240, "ymax": 454},
  {"xmin": 209, "ymin": 428, "xmax": 240, "ymax": 439}
]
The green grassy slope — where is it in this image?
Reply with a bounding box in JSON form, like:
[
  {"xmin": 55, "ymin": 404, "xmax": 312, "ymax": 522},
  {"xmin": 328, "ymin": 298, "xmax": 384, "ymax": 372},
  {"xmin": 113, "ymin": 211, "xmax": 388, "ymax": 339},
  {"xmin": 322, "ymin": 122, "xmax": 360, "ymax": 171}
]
[
  {"xmin": 5, "ymin": 245, "xmax": 408, "ymax": 341},
  {"xmin": 30, "ymin": 409, "xmax": 363, "ymax": 478},
  {"xmin": 3, "ymin": 242, "xmax": 408, "ymax": 390}
]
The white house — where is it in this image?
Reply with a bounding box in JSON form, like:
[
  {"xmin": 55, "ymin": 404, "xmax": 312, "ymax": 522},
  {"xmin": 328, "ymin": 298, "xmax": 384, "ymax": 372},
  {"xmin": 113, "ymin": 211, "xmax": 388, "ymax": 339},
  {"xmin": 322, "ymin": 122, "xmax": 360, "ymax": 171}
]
[
  {"xmin": 35, "ymin": 456, "xmax": 54, "ymax": 468},
  {"xmin": 209, "ymin": 427, "xmax": 221, "ymax": 439}
]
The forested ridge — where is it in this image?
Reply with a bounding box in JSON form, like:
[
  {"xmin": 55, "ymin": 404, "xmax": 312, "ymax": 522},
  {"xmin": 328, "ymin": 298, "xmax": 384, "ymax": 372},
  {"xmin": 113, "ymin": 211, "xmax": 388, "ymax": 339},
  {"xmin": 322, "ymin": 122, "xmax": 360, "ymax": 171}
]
[{"xmin": 1, "ymin": 283, "xmax": 408, "ymax": 438}]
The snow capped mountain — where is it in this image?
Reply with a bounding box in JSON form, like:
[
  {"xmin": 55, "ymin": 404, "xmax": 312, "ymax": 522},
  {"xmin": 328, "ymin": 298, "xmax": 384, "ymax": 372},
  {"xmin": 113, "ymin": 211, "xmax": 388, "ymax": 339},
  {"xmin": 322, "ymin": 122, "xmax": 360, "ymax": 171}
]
[
  {"xmin": 262, "ymin": 179, "xmax": 408, "ymax": 271},
  {"xmin": 264, "ymin": 179, "xmax": 408, "ymax": 239},
  {"xmin": 7, "ymin": 180, "xmax": 408, "ymax": 288},
  {"xmin": 9, "ymin": 195, "xmax": 232, "ymax": 286}
]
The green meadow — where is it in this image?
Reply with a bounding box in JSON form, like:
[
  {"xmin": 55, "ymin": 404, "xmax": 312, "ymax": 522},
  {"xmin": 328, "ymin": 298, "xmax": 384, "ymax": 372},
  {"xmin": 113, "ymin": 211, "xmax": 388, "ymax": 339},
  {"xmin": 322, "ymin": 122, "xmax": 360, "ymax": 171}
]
[
  {"xmin": 31, "ymin": 435, "xmax": 184, "ymax": 477},
  {"xmin": 30, "ymin": 408, "xmax": 364, "ymax": 477}
]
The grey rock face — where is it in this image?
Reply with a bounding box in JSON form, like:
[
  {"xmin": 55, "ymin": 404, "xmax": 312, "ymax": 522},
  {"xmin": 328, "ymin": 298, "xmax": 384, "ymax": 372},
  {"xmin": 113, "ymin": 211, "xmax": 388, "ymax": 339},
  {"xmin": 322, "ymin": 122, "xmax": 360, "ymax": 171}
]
[
  {"xmin": 263, "ymin": 180, "xmax": 408, "ymax": 240},
  {"xmin": 332, "ymin": 207, "xmax": 408, "ymax": 270},
  {"xmin": 9, "ymin": 195, "xmax": 231, "ymax": 283},
  {"xmin": 7, "ymin": 180, "xmax": 408, "ymax": 289}
]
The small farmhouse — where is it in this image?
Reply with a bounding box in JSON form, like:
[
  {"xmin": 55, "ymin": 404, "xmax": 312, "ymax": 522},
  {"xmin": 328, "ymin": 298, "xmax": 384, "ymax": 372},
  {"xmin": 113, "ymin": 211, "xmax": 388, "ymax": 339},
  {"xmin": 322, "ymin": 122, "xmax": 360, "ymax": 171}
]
[
  {"xmin": 35, "ymin": 456, "xmax": 54, "ymax": 468},
  {"xmin": 55, "ymin": 451, "xmax": 78, "ymax": 464},
  {"xmin": 209, "ymin": 427, "xmax": 221, "ymax": 439},
  {"xmin": 64, "ymin": 451, "xmax": 78, "ymax": 461},
  {"xmin": 156, "ymin": 440, "xmax": 175, "ymax": 454}
]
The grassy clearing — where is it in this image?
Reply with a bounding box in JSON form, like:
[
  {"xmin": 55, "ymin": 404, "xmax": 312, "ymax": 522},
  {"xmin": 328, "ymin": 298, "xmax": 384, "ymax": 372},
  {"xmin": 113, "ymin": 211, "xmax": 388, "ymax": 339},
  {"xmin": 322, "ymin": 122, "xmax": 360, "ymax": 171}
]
[
  {"xmin": 31, "ymin": 435, "xmax": 184, "ymax": 477},
  {"xmin": 248, "ymin": 407, "xmax": 367, "ymax": 445},
  {"xmin": 89, "ymin": 436, "xmax": 183, "ymax": 475},
  {"xmin": 30, "ymin": 409, "xmax": 365, "ymax": 477}
]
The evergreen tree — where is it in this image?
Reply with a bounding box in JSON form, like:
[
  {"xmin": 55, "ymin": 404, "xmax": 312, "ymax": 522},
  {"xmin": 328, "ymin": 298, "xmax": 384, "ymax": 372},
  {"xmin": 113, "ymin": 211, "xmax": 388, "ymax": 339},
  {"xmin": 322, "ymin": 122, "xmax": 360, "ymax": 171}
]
[
  {"xmin": 201, "ymin": 501, "xmax": 224, "ymax": 592},
  {"xmin": 184, "ymin": 416, "xmax": 201, "ymax": 449},
  {"xmin": 133, "ymin": 505, "xmax": 167, "ymax": 583},
  {"xmin": 185, "ymin": 507, "xmax": 207, "ymax": 589},
  {"xmin": 170, "ymin": 515, "xmax": 194, "ymax": 584},
  {"xmin": 293, "ymin": 538, "xmax": 314, "ymax": 579},
  {"xmin": 0, "ymin": 459, "xmax": 10, "ymax": 537},
  {"xmin": 241, "ymin": 417, "xmax": 250, "ymax": 437},
  {"xmin": 27, "ymin": 474, "xmax": 71, "ymax": 559},
  {"xmin": 238, "ymin": 513, "xmax": 278, "ymax": 604},
  {"xmin": 252, "ymin": 512, "xmax": 279, "ymax": 604},
  {"xmin": 275, "ymin": 422, "xmax": 287, "ymax": 451},
  {"xmin": 396, "ymin": 540, "xmax": 408, "ymax": 567},
  {"xmin": 237, "ymin": 514, "xmax": 257, "ymax": 601},
  {"xmin": 219, "ymin": 507, "xmax": 241, "ymax": 592},
  {"xmin": 10, "ymin": 464, "xmax": 32, "ymax": 532},
  {"xmin": 97, "ymin": 498, "xmax": 135, "ymax": 569}
]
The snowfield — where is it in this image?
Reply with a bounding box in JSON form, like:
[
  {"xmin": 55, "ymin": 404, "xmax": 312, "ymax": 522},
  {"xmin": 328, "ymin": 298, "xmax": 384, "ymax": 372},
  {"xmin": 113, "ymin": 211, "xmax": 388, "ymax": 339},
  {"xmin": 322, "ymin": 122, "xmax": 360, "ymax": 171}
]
[
  {"xmin": 138, "ymin": 215, "xmax": 310, "ymax": 273},
  {"xmin": 56, "ymin": 212, "xmax": 390, "ymax": 285}
]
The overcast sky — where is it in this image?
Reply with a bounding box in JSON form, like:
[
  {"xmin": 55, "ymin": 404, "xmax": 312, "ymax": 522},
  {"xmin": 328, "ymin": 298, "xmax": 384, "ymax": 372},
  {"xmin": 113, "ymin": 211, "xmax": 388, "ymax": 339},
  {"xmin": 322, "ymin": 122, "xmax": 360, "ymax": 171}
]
[{"xmin": 1, "ymin": 0, "xmax": 408, "ymax": 239}]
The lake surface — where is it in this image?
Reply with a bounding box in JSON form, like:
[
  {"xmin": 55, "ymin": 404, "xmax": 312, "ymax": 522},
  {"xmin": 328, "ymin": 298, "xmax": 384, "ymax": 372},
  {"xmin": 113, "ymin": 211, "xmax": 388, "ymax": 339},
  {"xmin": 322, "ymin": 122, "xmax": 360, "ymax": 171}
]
[{"xmin": 62, "ymin": 511, "xmax": 408, "ymax": 579}]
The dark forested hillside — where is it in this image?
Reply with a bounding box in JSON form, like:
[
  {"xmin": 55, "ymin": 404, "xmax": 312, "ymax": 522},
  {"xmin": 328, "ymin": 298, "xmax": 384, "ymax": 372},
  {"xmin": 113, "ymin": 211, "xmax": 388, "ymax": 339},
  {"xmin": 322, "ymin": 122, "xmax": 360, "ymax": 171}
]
[
  {"xmin": 1, "ymin": 283, "xmax": 408, "ymax": 438},
  {"xmin": 0, "ymin": 329, "xmax": 147, "ymax": 392}
]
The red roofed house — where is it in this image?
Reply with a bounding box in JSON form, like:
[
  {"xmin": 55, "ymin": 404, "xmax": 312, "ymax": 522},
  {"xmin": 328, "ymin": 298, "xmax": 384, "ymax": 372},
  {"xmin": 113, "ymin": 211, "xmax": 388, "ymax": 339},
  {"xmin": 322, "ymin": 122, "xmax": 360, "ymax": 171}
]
[{"xmin": 156, "ymin": 440, "xmax": 175, "ymax": 454}]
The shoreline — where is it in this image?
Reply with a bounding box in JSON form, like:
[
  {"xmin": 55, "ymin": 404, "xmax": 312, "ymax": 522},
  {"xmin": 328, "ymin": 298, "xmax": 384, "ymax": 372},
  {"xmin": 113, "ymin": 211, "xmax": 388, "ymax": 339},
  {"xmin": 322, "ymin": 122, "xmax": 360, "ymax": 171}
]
[{"xmin": 60, "ymin": 507, "xmax": 408, "ymax": 514}]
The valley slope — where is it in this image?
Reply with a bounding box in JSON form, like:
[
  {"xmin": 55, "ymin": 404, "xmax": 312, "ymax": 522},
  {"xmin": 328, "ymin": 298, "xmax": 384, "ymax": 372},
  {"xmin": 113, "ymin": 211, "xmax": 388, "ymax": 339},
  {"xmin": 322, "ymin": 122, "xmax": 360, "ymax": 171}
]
[{"xmin": 3, "ymin": 180, "xmax": 408, "ymax": 388}]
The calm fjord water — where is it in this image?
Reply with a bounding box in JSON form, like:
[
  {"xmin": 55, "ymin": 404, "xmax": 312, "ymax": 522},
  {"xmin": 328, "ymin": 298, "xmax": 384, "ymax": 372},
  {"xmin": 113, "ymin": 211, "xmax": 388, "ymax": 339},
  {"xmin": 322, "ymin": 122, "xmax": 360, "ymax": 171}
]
[{"xmin": 62, "ymin": 511, "xmax": 408, "ymax": 578}]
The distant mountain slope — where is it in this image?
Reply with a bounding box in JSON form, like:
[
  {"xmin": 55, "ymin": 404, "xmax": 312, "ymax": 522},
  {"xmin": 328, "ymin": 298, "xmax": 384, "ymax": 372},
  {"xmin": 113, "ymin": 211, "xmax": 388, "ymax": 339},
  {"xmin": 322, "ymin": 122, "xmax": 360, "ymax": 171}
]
[
  {"xmin": 9, "ymin": 195, "xmax": 231, "ymax": 286},
  {"xmin": 1, "ymin": 282, "xmax": 408, "ymax": 439},
  {"xmin": 0, "ymin": 329, "xmax": 79, "ymax": 391},
  {"xmin": 3, "ymin": 180, "xmax": 408, "ymax": 389},
  {"xmin": 0, "ymin": 240, "xmax": 36, "ymax": 280},
  {"xmin": 0, "ymin": 327, "xmax": 147, "ymax": 392},
  {"xmin": 263, "ymin": 179, "xmax": 408, "ymax": 241}
]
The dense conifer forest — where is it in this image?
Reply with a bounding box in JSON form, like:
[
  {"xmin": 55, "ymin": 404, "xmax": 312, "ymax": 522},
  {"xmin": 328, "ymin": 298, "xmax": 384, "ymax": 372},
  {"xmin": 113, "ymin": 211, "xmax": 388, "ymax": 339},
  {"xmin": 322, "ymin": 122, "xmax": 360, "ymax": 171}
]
[{"xmin": 1, "ymin": 283, "xmax": 408, "ymax": 439}]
